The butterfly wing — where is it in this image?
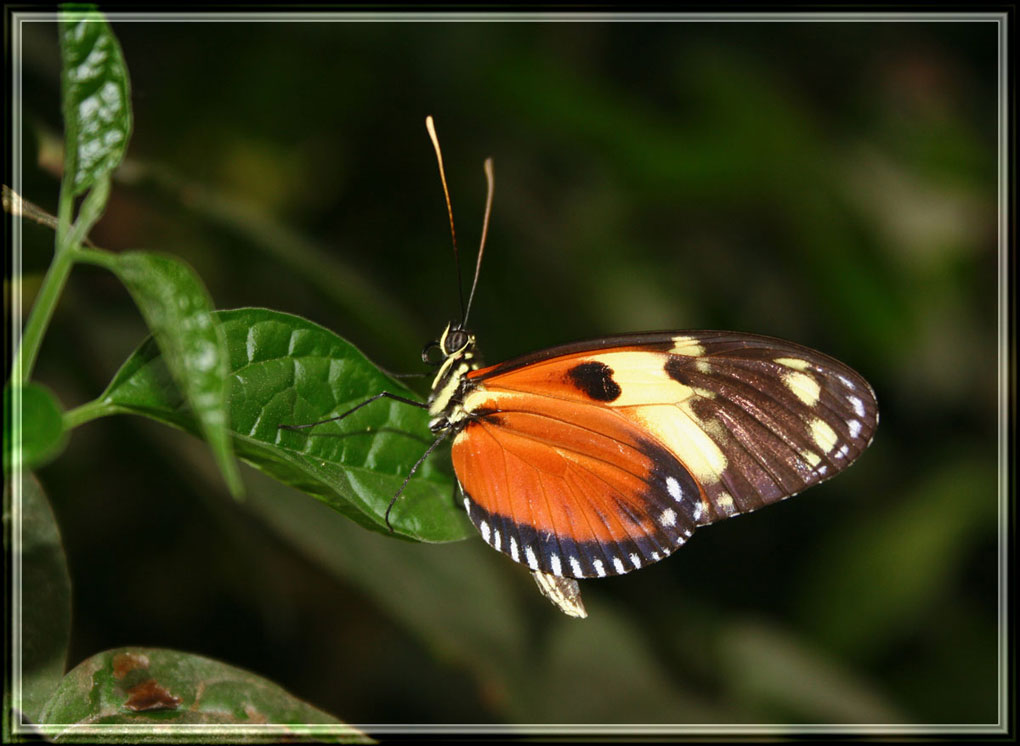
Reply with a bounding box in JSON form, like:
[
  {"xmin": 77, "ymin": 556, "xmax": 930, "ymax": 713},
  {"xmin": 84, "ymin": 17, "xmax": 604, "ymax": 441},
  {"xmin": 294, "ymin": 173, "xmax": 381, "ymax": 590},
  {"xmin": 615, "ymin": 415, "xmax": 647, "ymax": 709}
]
[
  {"xmin": 453, "ymin": 388, "xmax": 701, "ymax": 578},
  {"xmin": 452, "ymin": 331, "xmax": 878, "ymax": 578}
]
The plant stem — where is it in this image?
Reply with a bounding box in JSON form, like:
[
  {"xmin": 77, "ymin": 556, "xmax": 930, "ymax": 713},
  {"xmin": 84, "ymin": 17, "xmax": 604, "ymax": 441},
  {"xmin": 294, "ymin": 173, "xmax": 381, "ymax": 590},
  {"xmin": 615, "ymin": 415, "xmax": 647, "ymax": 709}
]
[
  {"xmin": 63, "ymin": 398, "xmax": 114, "ymax": 429},
  {"xmin": 9, "ymin": 189, "xmax": 75, "ymax": 387},
  {"xmin": 10, "ymin": 173, "xmax": 113, "ymax": 388}
]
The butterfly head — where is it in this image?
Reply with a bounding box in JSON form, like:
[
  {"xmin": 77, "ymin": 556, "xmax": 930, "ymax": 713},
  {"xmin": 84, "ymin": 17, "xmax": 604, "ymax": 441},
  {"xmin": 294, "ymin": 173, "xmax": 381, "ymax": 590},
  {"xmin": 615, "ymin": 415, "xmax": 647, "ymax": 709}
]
[
  {"xmin": 424, "ymin": 322, "xmax": 481, "ymax": 433},
  {"xmin": 422, "ymin": 322, "xmax": 476, "ymax": 363},
  {"xmin": 441, "ymin": 323, "xmax": 474, "ymax": 357}
]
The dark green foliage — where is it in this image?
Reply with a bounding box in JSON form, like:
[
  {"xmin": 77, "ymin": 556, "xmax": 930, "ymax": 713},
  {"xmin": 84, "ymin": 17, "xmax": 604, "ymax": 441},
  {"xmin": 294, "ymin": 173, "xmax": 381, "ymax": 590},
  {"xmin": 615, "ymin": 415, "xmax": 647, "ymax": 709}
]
[
  {"xmin": 4, "ymin": 384, "xmax": 67, "ymax": 471},
  {"xmin": 103, "ymin": 251, "xmax": 242, "ymax": 495},
  {"xmin": 5, "ymin": 475, "xmax": 71, "ymax": 722}
]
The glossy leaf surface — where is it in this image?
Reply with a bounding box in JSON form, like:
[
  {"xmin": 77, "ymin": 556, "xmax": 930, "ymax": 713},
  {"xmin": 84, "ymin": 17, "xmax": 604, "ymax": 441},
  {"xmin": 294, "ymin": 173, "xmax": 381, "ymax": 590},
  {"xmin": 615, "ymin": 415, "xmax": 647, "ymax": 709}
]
[
  {"xmin": 101, "ymin": 308, "xmax": 466, "ymax": 542},
  {"xmin": 59, "ymin": 8, "xmax": 132, "ymax": 196},
  {"xmin": 110, "ymin": 251, "xmax": 241, "ymax": 495}
]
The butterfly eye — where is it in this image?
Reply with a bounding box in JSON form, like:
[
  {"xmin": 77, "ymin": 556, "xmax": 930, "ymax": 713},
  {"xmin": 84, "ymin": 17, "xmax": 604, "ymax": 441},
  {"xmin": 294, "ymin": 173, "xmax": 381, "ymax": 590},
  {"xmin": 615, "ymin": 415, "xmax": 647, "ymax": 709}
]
[
  {"xmin": 421, "ymin": 340, "xmax": 443, "ymax": 366},
  {"xmin": 445, "ymin": 329, "xmax": 469, "ymax": 353}
]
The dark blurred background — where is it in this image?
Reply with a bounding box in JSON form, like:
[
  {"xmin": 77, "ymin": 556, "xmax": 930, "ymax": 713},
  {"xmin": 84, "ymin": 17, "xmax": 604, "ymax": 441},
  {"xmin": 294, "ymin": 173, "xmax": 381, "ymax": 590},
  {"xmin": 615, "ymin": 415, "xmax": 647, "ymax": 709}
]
[{"xmin": 16, "ymin": 16, "xmax": 1001, "ymax": 727}]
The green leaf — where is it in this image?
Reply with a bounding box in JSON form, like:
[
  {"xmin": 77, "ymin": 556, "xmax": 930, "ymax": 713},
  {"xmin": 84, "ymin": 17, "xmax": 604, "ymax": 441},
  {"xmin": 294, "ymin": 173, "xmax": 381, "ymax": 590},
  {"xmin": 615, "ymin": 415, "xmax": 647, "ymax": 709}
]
[
  {"xmin": 108, "ymin": 251, "xmax": 242, "ymax": 496},
  {"xmin": 35, "ymin": 647, "xmax": 369, "ymax": 743},
  {"xmin": 59, "ymin": 7, "xmax": 132, "ymax": 197},
  {"xmin": 4, "ymin": 474, "xmax": 72, "ymax": 724},
  {"xmin": 100, "ymin": 308, "xmax": 466, "ymax": 543},
  {"xmin": 4, "ymin": 383, "xmax": 68, "ymax": 472}
]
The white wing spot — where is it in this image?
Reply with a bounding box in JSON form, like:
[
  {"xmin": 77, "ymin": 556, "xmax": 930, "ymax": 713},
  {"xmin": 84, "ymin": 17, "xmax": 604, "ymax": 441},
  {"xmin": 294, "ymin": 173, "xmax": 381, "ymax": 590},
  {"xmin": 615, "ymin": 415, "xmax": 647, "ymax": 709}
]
[
  {"xmin": 836, "ymin": 444, "xmax": 850, "ymax": 460},
  {"xmin": 651, "ymin": 551, "xmax": 661, "ymax": 561},
  {"xmin": 510, "ymin": 537, "xmax": 519, "ymax": 563},
  {"xmin": 838, "ymin": 374, "xmax": 856, "ymax": 390},
  {"xmin": 692, "ymin": 500, "xmax": 704, "ymax": 522},
  {"xmin": 613, "ymin": 557, "xmax": 625, "ymax": 574},
  {"xmin": 847, "ymin": 394, "xmax": 865, "ymax": 417},
  {"xmin": 671, "ymin": 335, "xmax": 706, "ymax": 356},
  {"xmin": 630, "ymin": 553, "xmax": 642, "ymax": 569},
  {"xmin": 549, "ymin": 552, "xmax": 562, "ymax": 577},
  {"xmin": 810, "ymin": 418, "xmax": 839, "ymax": 453},
  {"xmin": 525, "ymin": 545, "xmax": 539, "ymax": 571},
  {"xmin": 593, "ymin": 559, "xmax": 606, "ymax": 578},
  {"xmin": 480, "ymin": 520, "xmax": 491, "ymax": 544},
  {"xmin": 660, "ymin": 507, "xmax": 678, "ymax": 527},
  {"xmin": 569, "ymin": 556, "xmax": 582, "ymax": 577},
  {"xmin": 775, "ymin": 356, "xmax": 812, "ymax": 371},
  {"xmin": 666, "ymin": 476, "xmax": 683, "ymax": 502},
  {"xmin": 463, "ymin": 498, "xmax": 471, "ymax": 514},
  {"xmin": 801, "ymin": 448, "xmax": 822, "ymax": 468},
  {"xmin": 817, "ymin": 465, "xmax": 829, "ymax": 476},
  {"xmin": 848, "ymin": 419, "xmax": 863, "ymax": 438},
  {"xmin": 783, "ymin": 370, "xmax": 821, "ymax": 406},
  {"xmin": 493, "ymin": 528, "xmax": 501, "ymax": 551}
]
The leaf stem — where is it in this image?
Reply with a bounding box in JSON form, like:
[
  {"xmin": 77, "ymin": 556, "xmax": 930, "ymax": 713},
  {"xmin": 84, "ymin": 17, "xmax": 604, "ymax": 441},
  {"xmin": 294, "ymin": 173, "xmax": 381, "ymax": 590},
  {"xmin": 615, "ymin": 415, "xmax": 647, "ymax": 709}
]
[
  {"xmin": 63, "ymin": 398, "xmax": 115, "ymax": 430},
  {"xmin": 75, "ymin": 246, "xmax": 116, "ymax": 269}
]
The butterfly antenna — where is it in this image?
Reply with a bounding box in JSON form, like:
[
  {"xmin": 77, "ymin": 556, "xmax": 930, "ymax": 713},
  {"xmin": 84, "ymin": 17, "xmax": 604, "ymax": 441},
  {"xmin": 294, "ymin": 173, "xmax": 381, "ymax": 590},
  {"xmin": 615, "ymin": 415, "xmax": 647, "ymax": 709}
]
[
  {"xmin": 462, "ymin": 157, "xmax": 493, "ymax": 328},
  {"xmin": 425, "ymin": 115, "xmax": 466, "ymax": 323}
]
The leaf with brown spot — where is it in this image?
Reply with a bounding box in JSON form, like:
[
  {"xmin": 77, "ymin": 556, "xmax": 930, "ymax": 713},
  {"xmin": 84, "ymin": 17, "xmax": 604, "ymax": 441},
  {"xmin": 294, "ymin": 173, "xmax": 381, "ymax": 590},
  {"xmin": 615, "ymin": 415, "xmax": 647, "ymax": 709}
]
[
  {"xmin": 112, "ymin": 652, "xmax": 149, "ymax": 680},
  {"xmin": 124, "ymin": 679, "xmax": 182, "ymax": 712},
  {"xmin": 34, "ymin": 647, "xmax": 371, "ymax": 743}
]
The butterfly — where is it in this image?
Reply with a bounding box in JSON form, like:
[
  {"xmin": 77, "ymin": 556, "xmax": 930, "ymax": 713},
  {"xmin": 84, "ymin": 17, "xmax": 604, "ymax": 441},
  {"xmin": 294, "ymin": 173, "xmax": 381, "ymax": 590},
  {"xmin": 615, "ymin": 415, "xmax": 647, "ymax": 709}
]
[{"xmin": 287, "ymin": 117, "xmax": 879, "ymax": 618}]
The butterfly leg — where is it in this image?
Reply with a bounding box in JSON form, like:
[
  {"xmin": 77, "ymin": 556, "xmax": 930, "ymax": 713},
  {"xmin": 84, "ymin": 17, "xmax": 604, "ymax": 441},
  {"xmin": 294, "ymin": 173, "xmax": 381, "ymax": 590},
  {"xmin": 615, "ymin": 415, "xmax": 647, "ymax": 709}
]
[
  {"xmin": 278, "ymin": 391, "xmax": 427, "ymax": 431},
  {"xmin": 384, "ymin": 431, "xmax": 451, "ymax": 532}
]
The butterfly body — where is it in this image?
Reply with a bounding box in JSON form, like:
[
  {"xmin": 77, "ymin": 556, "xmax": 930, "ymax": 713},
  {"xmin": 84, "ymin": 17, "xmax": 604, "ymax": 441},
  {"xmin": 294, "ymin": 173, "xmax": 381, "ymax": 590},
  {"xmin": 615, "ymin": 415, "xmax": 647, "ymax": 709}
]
[
  {"xmin": 425, "ymin": 324, "xmax": 482, "ymax": 434},
  {"xmin": 425, "ymin": 325, "xmax": 879, "ymax": 584}
]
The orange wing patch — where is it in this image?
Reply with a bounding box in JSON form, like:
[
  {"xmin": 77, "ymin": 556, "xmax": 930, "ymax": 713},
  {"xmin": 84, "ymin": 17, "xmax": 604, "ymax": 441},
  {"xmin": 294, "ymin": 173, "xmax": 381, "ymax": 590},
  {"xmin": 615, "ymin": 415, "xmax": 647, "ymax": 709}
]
[{"xmin": 451, "ymin": 391, "xmax": 704, "ymax": 578}]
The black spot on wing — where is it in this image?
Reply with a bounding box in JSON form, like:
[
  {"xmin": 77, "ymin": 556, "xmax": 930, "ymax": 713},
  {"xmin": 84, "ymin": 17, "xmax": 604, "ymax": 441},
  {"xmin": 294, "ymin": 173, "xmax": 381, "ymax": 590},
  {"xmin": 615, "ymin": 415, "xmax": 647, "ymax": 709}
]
[
  {"xmin": 664, "ymin": 354, "xmax": 695, "ymax": 385},
  {"xmin": 566, "ymin": 361, "xmax": 622, "ymax": 402}
]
